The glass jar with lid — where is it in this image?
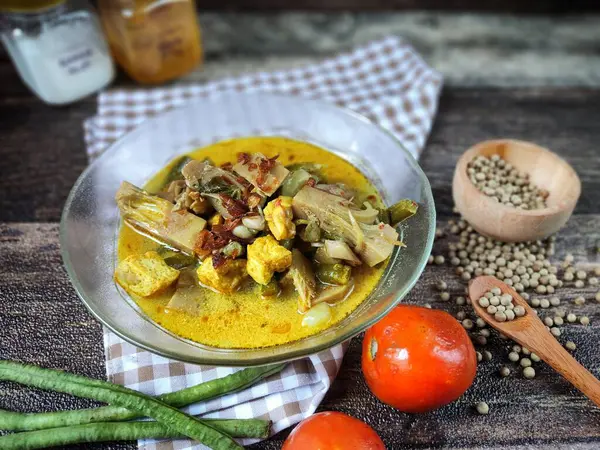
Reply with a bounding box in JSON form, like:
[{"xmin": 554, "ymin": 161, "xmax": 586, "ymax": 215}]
[
  {"xmin": 97, "ymin": 0, "xmax": 203, "ymax": 85},
  {"xmin": 0, "ymin": 0, "xmax": 115, "ymax": 105}
]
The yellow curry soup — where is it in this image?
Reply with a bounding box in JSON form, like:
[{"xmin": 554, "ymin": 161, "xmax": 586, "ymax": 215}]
[{"xmin": 115, "ymin": 137, "xmax": 415, "ymax": 349}]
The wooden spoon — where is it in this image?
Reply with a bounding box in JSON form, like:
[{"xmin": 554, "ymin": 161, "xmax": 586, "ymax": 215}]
[
  {"xmin": 469, "ymin": 275, "xmax": 600, "ymax": 407},
  {"xmin": 452, "ymin": 139, "xmax": 581, "ymax": 242}
]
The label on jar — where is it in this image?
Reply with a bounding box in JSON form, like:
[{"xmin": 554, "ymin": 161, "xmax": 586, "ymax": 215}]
[{"xmin": 43, "ymin": 11, "xmax": 109, "ymax": 76}]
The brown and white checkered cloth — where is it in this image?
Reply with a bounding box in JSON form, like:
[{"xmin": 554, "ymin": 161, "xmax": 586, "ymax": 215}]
[{"xmin": 85, "ymin": 36, "xmax": 442, "ymax": 449}]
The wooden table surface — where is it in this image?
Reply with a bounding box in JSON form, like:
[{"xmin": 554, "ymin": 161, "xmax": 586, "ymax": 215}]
[{"xmin": 1, "ymin": 12, "xmax": 600, "ymax": 450}]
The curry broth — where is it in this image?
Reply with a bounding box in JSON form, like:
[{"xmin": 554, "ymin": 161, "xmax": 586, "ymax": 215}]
[{"xmin": 117, "ymin": 137, "xmax": 386, "ymax": 348}]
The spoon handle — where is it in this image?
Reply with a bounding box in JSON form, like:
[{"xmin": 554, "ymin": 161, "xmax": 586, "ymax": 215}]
[{"xmin": 517, "ymin": 322, "xmax": 600, "ymax": 407}]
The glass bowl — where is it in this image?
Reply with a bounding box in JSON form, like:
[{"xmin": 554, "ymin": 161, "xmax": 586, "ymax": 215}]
[{"xmin": 61, "ymin": 92, "xmax": 436, "ymax": 366}]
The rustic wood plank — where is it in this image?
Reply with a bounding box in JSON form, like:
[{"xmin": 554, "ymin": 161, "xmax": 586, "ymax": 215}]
[
  {"xmin": 193, "ymin": 0, "xmax": 599, "ymax": 13},
  {"xmin": 1, "ymin": 88, "xmax": 599, "ymax": 222},
  {"xmin": 0, "ymin": 99, "xmax": 93, "ymax": 222},
  {"xmin": 1, "ymin": 218, "xmax": 599, "ymax": 449},
  {"xmin": 6, "ymin": 13, "xmax": 600, "ymax": 89},
  {"xmin": 0, "ymin": 223, "xmax": 132, "ymax": 450}
]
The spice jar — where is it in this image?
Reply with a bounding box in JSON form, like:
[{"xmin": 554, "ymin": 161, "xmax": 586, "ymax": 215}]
[
  {"xmin": 97, "ymin": 0, "xmax": 203, "ymax": 85},
  {"xmin": 0, "ymin": 0, "xmax": 115, "ymax": 105}
]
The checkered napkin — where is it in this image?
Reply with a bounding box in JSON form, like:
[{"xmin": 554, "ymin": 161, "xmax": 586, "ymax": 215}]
[{"xmin": 84, "ymin": 36, "xmax": 442, "ymax": 449}]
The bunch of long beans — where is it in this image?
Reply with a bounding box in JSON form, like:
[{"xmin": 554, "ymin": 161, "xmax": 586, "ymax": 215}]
[{"xmin": 0, "ymin": 360, "xmax": 285, "ymax": 450}]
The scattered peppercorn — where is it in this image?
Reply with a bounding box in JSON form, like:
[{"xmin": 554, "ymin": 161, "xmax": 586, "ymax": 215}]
[
  {"xmin": 475, "ymin": 401, "xmax": 490, "ymax": 415},
  {"xmin": 436, "ymin": 280, "xmax": 448, "ymax": 291},
  {"xmin": 508, "ymin": 352, "xmax": 520, "ymax": 362},
  {"xmin": 565, "ymin": 341, "xmax": 577, "ymax": 351}
]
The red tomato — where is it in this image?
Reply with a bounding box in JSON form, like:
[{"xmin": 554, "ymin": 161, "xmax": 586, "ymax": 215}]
[
  {"xmin": 362, "ymin": 304, "xmax": 477, "ymax": 413},
  {"xmin": 282, "ymin": 411, "xmax": 385, "ymax": 450}
]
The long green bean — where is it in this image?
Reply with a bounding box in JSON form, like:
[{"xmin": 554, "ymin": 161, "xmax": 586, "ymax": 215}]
[
  {"xmin": 0, "ymin": 363, "xmax": 284, "ymax": 432},
  {"xmin": 0, "ymin": 419, "xmax": 267, "ymax": 450},
  {"xmin": 0, "ymin": 361, "xmax": 242, "ymax": 450},
  {"xmin": 0, "ymin": 410, "xmax": 270, "ymax": 439}
]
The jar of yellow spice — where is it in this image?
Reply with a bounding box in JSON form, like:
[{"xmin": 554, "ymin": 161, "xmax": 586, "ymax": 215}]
[{"xmin": 97, "ymin": 0, "xmax": 203, "ymax": 84}]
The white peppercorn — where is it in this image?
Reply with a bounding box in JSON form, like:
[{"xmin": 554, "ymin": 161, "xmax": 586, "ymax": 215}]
[
  {"xmin": 536, "ymin": 285, "xmax": 547, "ymax": 294},
  {"xmin": 478, "ymin": 297, "xmax": 490, "ymax": 308},
  {"xmin": 475, "ymin": 335, "xmax": 488, "ymax": 346},
  {"xmin": 514, "ymin": 305, "xmax": 526, "ymax": 317},
  {"xmin": 530, "ymin": 353, "xmax": 541, "ymax": 362},
  {"xmin": 508, "ymin": 352, "xmax": 520, "ymax": 362},
  {"xmin": 436, "ymin": 280, "xmax": 448, "ymax": 291},
  {"xmin": 580, "ymin": 316, "xmax": 590, "ymax": 326},
  {"xmin": 567, "ymin": 313, "xmax": 577, "ymax": 323},
  {"xmin": 550, "ymin": 327, "xmax": 561, "ymax": 337},
  {"xmin": 520, "ymin": 358, "xmax": 532, "ymax": 368},
  {"xmin": 434, "ymin": 255, "xmax": 445, "ymax": 265},
  {"xmin": 523, "ymin": 367, "xmax": 536, "ymax": 379},
  {"xmin": 573, "ymin": 296, "xmax": 585, "ymax": 306},
  {"xmin": 462, "ymin": 319, "xmax": 474, "ymax": 330},
  {"xmin": 440, "ymin": 292, "xmax": 450, "ymax": 301},
  {"xmin": 563, "ymin": 271, "xmax": 574, "ymax": 281},
  {"xmin": 553, "ymin": 316, "xmax": 564, "ymax": 326},
  {"xmin": 575, "ymin": 280, "xmax": 585, "ymax": 288},
  {"xmin": 565, "ymin": 341, "xmax": 577, "ymax": 351},
  {"xmin": 500, "ymin": 366, "xmax": 510, "ymax": 377},
  {"xmin": 476, "ymin": 402, "xmax": 489, "ymax": 415},
  {"xmin": 494, "ymin": 311, "xmax": 507, "ymax": 322}
]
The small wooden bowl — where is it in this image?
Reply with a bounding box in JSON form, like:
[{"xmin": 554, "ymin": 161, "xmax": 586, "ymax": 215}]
[{"xmin": 452, "ymin": 139, "xmax": 581, "ymax": 242}]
